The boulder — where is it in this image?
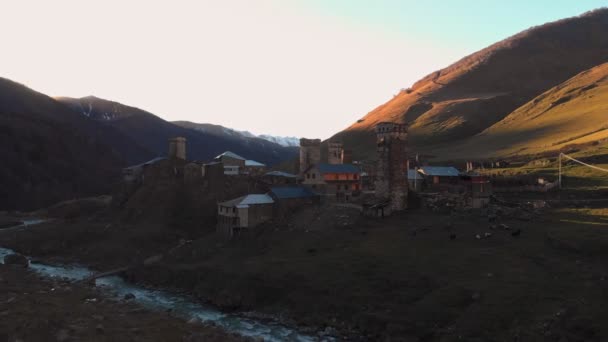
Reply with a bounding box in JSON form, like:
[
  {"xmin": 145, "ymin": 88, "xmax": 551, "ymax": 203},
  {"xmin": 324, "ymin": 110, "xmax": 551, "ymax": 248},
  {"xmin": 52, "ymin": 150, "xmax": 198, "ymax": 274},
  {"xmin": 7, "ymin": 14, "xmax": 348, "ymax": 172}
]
[{"xmin": 4, "ymin": 253, "xmax": 28, "ymax": 267}]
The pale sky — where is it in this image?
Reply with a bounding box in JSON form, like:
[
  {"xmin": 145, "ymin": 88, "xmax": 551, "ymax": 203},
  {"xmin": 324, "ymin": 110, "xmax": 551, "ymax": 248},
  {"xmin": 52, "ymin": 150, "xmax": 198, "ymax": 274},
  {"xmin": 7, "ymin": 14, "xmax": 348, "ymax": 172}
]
[{"xmin": 1, "ymin": 0, "xmax": 605, "ymax": 138}]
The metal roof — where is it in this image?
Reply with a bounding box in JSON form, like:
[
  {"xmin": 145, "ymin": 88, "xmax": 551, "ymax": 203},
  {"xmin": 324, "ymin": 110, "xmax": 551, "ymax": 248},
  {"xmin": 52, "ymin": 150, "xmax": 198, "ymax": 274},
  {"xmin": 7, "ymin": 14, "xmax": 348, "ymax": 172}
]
[
  {"xmin": 124, "ymin": 157, "xmax": 166, "ymax": 170},
  {"xmin": 270, "ymin": 186, "xmax": 317, "ymax": 199},
  {"xmin": 215, "ymin": 151, "xmax": 246, "ymax": 160},
  {"xmin": 418, "ymin": 166, "xmax": 460, "ymax": 177},
  {"xmin": 245, "ymin": 159, "xmax": 266, "ymax": 167},
  {"xmin": 219, "ymin": 194, "xmax": 274, "ymax": 207},
  {"xmin": 264, "ymin": 171, "xmax": 297, "ymax": 178},
  {"xmin": 316, "ymin": 163, "xmax": 360, "ymax": 174}
]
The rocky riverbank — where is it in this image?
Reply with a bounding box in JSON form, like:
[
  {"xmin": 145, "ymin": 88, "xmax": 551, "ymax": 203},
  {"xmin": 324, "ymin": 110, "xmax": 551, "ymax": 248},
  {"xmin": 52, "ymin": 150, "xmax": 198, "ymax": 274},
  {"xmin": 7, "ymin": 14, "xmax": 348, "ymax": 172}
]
[{"xmin": 0, "ymin": 263, "xmax": 247, "ymax": 342}]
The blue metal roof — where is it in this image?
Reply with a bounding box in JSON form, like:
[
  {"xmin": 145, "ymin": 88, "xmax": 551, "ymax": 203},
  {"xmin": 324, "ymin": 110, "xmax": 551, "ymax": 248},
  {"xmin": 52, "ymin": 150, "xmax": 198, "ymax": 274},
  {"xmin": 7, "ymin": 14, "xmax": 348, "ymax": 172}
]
[
  {"xmin": 245, "ymin": 159, "xmax": 266, "ymax": 167},
  {"xmin": 418, "ymin": 166, "xmax": 460, "ymax": 177},
  {"xmin": 316, "ymin": 163, "xmax": 360, "ymax": 174},
  {"xmin": 270, "ymin": 186, "xmax": 317, "ymax": 199},
  {"xmin": 264, "ymin": 171, "xmax": 297, "ymax": 178}
]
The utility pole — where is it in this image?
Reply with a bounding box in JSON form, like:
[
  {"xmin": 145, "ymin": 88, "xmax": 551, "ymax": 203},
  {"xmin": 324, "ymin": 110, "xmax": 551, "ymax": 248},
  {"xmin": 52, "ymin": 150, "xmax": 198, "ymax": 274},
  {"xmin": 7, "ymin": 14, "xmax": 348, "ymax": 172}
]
[{"xmin": 558, "ymin": 153, "xmax": 562, "ymax": 189}]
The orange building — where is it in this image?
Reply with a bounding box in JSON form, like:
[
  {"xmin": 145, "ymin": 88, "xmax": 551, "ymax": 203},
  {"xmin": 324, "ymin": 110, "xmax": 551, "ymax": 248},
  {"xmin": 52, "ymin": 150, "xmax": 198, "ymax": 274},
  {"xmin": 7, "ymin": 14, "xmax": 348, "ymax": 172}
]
[{"xmin": 302, "ymin": 163, "xmax": 361, "ymax": 201}]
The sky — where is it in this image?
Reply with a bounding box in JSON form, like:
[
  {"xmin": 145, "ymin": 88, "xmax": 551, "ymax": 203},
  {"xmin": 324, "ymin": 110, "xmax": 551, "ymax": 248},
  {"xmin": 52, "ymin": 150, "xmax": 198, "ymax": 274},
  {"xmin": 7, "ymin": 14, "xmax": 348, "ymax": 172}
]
[{"xmin": 1, "ymin": 0, "xmax": 605, "ymax": 139}]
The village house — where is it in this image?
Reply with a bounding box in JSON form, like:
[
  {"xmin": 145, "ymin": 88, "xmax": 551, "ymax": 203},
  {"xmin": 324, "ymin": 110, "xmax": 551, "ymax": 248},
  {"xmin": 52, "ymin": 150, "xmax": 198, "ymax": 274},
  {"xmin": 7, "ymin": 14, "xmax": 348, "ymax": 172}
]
[
  {"xmin": 214, "ymin": 151, "xmax": 246, "ymax": 175},
  {"xmin": 122, "ymin": 157, "xmax": 166, "ymax": 183},
  {"xmin": 216, "ymin": 194, "xmax": 275, "ymax": 237},
  {"xmin": 243, "ymin": 159, "xmax": 267, "ymax": 176},
  {"xmin": 417, "ymin": 166, "xmax": 460, "ymax": 187},
  {"xmin": 302, "ymin": 163, "xmax": 361, "ymax": 201},
  {"xmin": 269, "ymin": 185, "xmax": 319, "ymax": 214}
]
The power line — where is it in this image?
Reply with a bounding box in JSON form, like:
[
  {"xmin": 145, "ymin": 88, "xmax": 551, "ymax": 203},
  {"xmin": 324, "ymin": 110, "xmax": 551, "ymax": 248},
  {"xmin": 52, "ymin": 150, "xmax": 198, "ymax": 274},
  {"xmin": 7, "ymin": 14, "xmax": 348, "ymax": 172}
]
[{"xmin": 559, "ymin": 152, "xmax": 608, "ymax": 189}]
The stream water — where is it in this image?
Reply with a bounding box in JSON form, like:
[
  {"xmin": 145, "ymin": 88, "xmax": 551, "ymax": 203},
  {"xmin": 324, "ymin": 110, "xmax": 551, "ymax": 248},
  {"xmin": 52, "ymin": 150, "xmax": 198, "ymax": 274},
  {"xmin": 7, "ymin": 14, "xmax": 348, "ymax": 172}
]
[{"xmin": 0, "ymin": 220, "xmax": 331, "ymax": 341}]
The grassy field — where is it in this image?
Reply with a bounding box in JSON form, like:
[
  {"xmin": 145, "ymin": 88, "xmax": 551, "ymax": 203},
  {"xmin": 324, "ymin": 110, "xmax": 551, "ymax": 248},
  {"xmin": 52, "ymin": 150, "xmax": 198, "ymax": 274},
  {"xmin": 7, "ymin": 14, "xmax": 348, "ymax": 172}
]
[{"xmin": 6, "ymin": 201, "xmax": 608, "ymax": 340}]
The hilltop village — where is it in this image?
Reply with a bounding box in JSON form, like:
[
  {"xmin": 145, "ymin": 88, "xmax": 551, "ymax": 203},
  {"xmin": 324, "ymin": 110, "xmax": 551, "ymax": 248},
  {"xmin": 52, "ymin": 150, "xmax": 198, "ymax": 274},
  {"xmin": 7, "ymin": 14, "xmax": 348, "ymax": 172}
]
[{"xmin": 119, "ymin": 122, "xmax": 500, "ymax": 238}]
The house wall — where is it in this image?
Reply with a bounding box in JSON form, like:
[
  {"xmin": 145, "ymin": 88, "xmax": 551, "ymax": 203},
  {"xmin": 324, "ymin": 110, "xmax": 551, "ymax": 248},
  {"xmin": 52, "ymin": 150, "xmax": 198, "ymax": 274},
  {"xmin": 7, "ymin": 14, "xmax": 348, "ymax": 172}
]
[
  {"xmin": 243, "ymin": 166, "xmax": 267, "ymax": 176},
  {"xmin": 217, "ymin": 204, "xmax": 239, "ymax": 237},
  {"xmin": 220, "ymin": 156, "xmax": 246, "ymax": 168},
  {"xmin": 184, "ymin": 163, "xmax": 203, "ymax": 182},
  {"xmin": 245, "ymin": 203, "xmax": 273, "ymax": 227}
]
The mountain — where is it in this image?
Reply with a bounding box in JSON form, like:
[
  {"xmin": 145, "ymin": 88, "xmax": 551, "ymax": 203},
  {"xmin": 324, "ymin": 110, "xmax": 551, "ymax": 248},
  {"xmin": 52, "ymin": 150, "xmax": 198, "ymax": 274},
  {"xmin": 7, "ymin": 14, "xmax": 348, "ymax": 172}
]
[
  {"xmin": 58, "ymin": 97, "xmax": 298, "ymax": 165},
  {"xmin": 257, "ymin": 135, "xmax": 300, "ymax": 147},
  {"xmin": 439, "ymin": 62, "xmax": 608, "ymax": 159},
  {"xmin": 331, "ymin": 8, "xmax": 608, "ymax": 161},
  {"xmin": 172, "ymin": 121, "xmax": 300, "ymax": 147},
  {"xmin": 0, "ymin": 79, "xmax": 131, "ymax": 211}
]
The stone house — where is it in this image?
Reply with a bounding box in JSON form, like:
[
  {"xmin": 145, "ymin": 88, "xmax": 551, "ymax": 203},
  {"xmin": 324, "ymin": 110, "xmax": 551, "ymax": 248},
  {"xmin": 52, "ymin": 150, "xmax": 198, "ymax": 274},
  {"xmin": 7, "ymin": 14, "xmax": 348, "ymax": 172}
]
[
  {"xmin": 216, "ymin": 194, "xmax": 275, "ymax": 238},
  {"xmin": 214, "ymin": 151, "xmax": 246, "ymax": 175},
  {"xmin": 122, "ymin": 157, "xmax": 166, "ymax": 183},
  {"xmin": 417, "ymin": 166, "xmax": 460, "ymax": 187},
  {"xmin": 269, "ymin": 186, "xmax": 320, "ymax": 216},
  {"xmin": 302, "ymin": 163, "xmax": 361, "ymax": 201}
]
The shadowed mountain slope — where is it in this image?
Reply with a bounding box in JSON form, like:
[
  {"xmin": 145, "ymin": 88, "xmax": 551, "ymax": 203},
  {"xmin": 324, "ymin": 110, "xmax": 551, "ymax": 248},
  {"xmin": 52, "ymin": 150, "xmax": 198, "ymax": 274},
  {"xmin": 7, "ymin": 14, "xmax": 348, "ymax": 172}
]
[
  {"xmin": 58, "ymin": 97, "xmax": 299, "ymax": 166},
  {"xmin": 0, "ymin": 78, "xmax": 131, "ymax": 210}
]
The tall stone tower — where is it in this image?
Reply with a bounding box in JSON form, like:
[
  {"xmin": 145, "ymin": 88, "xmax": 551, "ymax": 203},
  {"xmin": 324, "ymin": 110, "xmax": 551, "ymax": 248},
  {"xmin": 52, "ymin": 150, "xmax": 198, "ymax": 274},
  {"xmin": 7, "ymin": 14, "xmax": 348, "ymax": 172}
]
[
  {"xmin": 327, "ymin": 142, "xmax": 343, "ymax": 164},
  {"xmin": 299, "ymin": 138, "xmax": 321, "ymax": 174},
  {"xmin": 168, "ymin": 137, "xmax": 187, "ymax": 160},
  {"xmin": 341, "ymin": 149, "xmax": 353, "ymax": 164},
  {"xmin": 375, "ymin": 122, "xmax": 408, "ymax": 211}
]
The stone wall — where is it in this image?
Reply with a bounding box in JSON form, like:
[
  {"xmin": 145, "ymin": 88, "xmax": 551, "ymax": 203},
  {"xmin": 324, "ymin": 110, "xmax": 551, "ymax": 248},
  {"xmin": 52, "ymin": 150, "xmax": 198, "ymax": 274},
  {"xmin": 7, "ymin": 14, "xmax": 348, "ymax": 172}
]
[
  {"xmin": 328, "ymin": 142, "xmax": 343, "ymax": 165},
  {"xmin": 374, "ymin": 123, "xmax": 409, "ymax": 212},
  {"xmin": 299, "ymin": 138, "xmax": 321, "ymax": 174}
]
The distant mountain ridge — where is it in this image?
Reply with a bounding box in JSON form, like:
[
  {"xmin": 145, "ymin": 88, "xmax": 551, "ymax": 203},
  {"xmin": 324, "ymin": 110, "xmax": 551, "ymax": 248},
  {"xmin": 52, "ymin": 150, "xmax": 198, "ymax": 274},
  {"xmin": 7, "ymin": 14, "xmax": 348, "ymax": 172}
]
[
  {"xmin": 172, "ymin": 121, "xmax": 300, "ymax": 147},
  {"xmin": 57, "ymin": 96, "xmax": 298, "ymax": 165},
  {"xmin": 0, "ymin": 83, "xmax": 298, "ymax": 210},
  {"xmin": 331, "ymin": 8, "xmax": 608, "ymax": 161}
]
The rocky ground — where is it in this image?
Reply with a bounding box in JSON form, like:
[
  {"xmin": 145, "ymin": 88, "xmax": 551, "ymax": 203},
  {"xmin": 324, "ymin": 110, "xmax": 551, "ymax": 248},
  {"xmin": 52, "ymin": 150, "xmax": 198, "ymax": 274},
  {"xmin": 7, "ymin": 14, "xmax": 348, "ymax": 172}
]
[
  {"xmin": 2, "ymin": 194, "xmax": 608, "ymax": 341},
  {"xmin": 0, "ymin": 264, "xmax": 247, "ymax": 342}
]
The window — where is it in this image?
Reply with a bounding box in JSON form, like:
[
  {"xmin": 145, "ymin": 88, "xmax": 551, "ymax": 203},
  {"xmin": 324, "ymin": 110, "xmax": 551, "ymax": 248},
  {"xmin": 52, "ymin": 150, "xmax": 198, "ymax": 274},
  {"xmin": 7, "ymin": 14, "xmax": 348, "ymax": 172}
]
[
  {"xmin": 312, "ymin": 173, "xmax": 316, "ymax": 179},
  {"xmin": 233, "ymin": 207, "xmax": 236, "ymax": 213}
]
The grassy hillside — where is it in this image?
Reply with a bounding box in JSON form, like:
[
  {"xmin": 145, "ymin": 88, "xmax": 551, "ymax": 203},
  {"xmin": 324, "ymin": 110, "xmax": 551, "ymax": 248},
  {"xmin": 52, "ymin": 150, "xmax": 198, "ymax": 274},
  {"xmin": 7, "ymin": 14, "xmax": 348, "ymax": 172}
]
[
  {"xmin": 438, "ymin": 63, "xmax": 608, "ymax": 159},
  {"xmin": 330, "ymin": 8, "xmax": 608, "ymax": 161}
]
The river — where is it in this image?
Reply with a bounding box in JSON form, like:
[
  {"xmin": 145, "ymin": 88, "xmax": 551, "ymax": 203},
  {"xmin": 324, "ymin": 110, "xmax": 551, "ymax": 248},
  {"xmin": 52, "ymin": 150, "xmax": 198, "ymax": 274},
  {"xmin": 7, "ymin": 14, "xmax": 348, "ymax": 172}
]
[{"xmin": 0, "ymin": 220, "xmax": 333, "ymax": 342}]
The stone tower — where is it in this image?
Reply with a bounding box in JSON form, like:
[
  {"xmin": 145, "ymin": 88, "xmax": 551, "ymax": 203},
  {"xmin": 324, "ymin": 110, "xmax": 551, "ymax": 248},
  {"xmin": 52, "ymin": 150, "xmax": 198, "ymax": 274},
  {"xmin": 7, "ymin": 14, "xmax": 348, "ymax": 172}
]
[
  {"xmin": 375, "ymin": 122, "xmax": 408, "ymax": 211},
  {"xmin": 168, "ymin": 137, "xmax": 187, "ymax": 160},
  {"xmin": 299, "ymin": 138, "xmax": 321, "ymax": 174},
  {"xmin": 327, "ymin": 142, "xmax": 343, "ymax": 165},
  {"xmin": 341, "ymin": 149, "xmax": 353, "ymax": 164}
]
